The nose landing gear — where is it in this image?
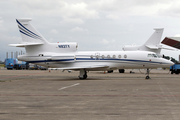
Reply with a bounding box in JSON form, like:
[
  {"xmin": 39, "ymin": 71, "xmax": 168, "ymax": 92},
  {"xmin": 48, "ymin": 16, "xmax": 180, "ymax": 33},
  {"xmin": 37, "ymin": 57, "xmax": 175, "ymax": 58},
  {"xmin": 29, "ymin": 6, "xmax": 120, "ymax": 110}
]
[{"xmin": 145, "ymin": 68, "xmax": 150, "ymax": 79}]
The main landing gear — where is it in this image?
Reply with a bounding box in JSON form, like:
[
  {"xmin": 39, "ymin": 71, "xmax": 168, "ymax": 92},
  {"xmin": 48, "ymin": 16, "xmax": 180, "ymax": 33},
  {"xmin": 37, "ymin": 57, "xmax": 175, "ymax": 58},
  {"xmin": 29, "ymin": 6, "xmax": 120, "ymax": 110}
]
[
  {"xmin": 79, "ymin": 70, "xmax": 87, "ymax": 79},
  {"xmin": 145, "ymin": 68, "xmax": 150, "ymax": 79}
]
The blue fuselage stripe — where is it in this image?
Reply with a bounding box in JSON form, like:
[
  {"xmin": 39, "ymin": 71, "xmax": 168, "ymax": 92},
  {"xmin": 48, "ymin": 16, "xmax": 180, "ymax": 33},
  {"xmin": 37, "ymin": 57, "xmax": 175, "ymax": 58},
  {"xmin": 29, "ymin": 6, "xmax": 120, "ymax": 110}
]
[
  {"xmin": 26, "ymin": 58, "xmax": 166, "ymax": 64},
  {"xmin": 28, "ymin": 59, "xmax": 74, "ymax": 63}
]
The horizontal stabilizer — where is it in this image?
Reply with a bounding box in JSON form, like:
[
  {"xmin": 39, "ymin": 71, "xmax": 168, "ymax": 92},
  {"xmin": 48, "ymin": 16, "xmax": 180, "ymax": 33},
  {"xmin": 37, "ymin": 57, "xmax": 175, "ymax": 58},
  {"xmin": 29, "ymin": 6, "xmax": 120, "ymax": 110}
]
[
  {"xmin": 145, "ymin": 45, "xmax": 159, "ymax": 49},
  {"xmin": 8, "ymin": 43, "xmax": 44, "ymax": 47}
]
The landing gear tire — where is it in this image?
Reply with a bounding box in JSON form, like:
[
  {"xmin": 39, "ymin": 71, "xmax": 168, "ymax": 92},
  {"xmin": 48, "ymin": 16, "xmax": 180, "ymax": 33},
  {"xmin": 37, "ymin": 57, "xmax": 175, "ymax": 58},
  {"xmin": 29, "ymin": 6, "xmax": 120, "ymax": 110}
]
[
  {"xmin": 145, "ymin": 76, "xmax": 150, "ymax": 79},
  {"xmin": 79, "ymin": 74, "xmax": 87, "ymax": 79},
  {"xmin": 79, "ymin": 70, "xmax": 88, "ymax": 79},
  {"xmin": 119, "ymin": 69, "xmax": 125, "ymax": 73}
]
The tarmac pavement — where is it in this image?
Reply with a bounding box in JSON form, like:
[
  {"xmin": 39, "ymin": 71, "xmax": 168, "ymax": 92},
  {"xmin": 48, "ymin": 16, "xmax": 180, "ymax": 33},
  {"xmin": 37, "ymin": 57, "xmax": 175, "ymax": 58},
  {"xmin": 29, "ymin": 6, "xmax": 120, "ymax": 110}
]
[{"xmin": 0, "ymin": 69, "xmax": 180, "ymax": 120}]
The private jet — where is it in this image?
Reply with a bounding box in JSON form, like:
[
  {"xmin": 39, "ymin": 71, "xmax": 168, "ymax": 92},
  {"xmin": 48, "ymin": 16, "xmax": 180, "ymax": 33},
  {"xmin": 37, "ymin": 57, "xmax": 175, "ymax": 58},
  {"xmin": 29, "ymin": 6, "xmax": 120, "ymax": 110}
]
[{"xmin": 9, "ymin": 19, "xmax": 174, "ymax": 79}]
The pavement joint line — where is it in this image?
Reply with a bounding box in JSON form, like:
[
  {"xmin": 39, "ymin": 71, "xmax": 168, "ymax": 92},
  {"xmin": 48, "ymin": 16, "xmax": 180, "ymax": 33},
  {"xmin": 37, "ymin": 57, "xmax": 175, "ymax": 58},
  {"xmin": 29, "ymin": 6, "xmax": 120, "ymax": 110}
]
[{"xmin": 58, "ymin": 83, "xmax": 80, "ymax": 90}]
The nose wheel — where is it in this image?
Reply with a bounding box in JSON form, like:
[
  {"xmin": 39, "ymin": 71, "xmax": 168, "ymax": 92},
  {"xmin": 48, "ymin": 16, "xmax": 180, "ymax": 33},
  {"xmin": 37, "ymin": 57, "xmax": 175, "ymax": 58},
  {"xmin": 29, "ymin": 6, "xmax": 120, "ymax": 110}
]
[
  {"xmin": 145, "ymin": 68, "xmax": 150, "ymax": 79},
  {"xmin": 145, "ymin": 75, "xmax": 150, "ymax": 79},
  {"xmin": 79, "ymin": 70, "xmax": 88, "ymax": 79}
]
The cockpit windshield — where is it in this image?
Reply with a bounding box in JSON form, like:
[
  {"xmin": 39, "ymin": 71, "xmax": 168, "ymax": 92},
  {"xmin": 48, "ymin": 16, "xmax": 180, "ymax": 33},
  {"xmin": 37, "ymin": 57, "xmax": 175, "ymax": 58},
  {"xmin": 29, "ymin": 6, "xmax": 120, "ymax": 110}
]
[
  {"xmin": 152, "ymin": 54, "xmax": 157, "ymax": 58},
  {"xmin": 156, "ymin": 54, "xmax": 161, "ymax": 58},
  {"xmin": 148, "ymin": 54, "xmax": 161, "ymax": 58}
]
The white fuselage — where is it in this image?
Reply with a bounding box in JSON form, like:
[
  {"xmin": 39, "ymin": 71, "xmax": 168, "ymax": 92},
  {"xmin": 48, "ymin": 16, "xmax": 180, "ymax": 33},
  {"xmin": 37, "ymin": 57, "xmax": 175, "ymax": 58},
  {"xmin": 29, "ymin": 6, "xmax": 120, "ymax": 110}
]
[{"xmin": 18, "ymin": 50, "xmax": 173, "ymax": 71}]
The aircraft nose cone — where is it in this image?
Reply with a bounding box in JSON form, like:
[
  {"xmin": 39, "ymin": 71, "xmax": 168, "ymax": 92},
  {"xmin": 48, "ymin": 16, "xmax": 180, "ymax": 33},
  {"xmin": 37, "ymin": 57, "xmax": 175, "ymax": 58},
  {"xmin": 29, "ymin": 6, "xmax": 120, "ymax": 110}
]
[
  {"xmin": 171, "ymin": 63, "xmax": 174, "ymax": 66},
  {"xmin": 166, "ymin": 60, "xmax": 174, "ymax": 67},
  {"xmin": 169, "ymin": 60, "xmax": 174, "ymax": 66}
]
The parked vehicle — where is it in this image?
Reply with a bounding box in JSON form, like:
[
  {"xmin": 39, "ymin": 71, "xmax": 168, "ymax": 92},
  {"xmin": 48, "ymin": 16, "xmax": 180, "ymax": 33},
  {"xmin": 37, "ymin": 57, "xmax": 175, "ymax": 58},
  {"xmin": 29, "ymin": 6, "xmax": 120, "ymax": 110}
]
[
  {"xmin": 13, "ymin": 64, "xmax": 26, "ymax": 70},
  {"xmin": 13, "ymin": 61, "xmax": 27, "ymax": 70},
  {"xmin": 39, "ymin": 66, "xmax": 47, "ymax": 70},
  {"xmin": 4, "ymin": 58, "xmax": 18, "ymax": 70},
  {"xmin": 170, "ymin": 64, "xmax": 180, "ymax": 74},
  {"xmin": 29, "ymin": 63, "xmax": 38, "ymax": 70}
]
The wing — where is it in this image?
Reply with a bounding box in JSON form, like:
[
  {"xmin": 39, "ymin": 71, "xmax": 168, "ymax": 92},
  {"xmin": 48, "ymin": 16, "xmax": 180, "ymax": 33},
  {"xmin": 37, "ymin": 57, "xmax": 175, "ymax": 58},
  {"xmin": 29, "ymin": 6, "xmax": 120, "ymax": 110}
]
[{"xmin": 49, "ymin": 65, "xmax": 109, "ymax": 71}]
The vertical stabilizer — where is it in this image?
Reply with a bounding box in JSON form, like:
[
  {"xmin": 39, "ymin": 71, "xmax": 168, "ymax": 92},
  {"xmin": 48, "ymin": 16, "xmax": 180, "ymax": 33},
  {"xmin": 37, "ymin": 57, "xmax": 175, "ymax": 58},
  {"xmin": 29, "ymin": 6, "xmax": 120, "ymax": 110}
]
[
  {"xmin": 123, "ymin": 28, "xmax": 164, "ymax": 54},
  {"xmin": 144, "ymin": 28, "xmax": 164, "ymax": 48},
  {"xmin": 16, "ymin": 18, "xmax": 48, "ymax": 44}
]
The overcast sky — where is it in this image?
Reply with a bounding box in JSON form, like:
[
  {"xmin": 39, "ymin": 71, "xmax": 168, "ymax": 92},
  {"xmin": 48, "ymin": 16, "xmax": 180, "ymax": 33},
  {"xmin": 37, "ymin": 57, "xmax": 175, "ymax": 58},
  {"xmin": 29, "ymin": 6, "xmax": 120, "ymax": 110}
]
[{"xmin": 0, "ymin": 0, "xmax": 180, "ymax": 61}]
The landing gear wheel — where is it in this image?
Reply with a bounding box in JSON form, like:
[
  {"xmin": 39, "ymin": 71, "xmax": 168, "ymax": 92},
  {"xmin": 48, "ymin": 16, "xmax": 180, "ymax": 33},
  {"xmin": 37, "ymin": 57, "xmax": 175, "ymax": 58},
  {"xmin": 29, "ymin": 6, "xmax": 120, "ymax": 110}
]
[
  {"xmin": 79, "ymin": 75, "xmax": 87, "ymax": 79},
  {"xmin": 79, "ymin": 74, "xmax": 87, "ymax": 79},
  {"xmin": 84, "ymin": 74, "xmax": 87, "ymax": 79},
  {"xmin": 79, "ymin": 70, "xmax": 88, "ymax": 79},
  {"xmin": 145, "ymin": 76, "xmax": 150, "ymax": 79}
]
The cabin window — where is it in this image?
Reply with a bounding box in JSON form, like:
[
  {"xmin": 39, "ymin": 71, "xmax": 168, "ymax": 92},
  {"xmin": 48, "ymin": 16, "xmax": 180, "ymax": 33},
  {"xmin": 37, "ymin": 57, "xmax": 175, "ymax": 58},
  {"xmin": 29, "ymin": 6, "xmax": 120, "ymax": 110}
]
[
  {"xmin": 118, "ymin": 55, "xmax": 121, "ymax": 58},
  {"xmin": 113, "ymin": 55, "xmax": 116, "ymax": 58},
  {"xmin": 102, "ymin": 55, "xmax": 105, "ymax": 59},
  {"xmin": 39, "ymin": 54, "xmax": 44, "ymax": 56},
  {"xmin": 96, "ymin": 55, "xmax": 99, "ymax": 59},
  {"xmin": 124, "ymin": 55, "xmax": 127, "ymax": 58},
  {"xmin": 107, "ymin": 55, "xmax": 110, "ymax": 58},
  {"xmin": 148, "ymin": 54, "xmax": 152, "ymax": 57},
  {"xmin": 90, "ymin": 55, "xmax": 93, "ymax": 59}
]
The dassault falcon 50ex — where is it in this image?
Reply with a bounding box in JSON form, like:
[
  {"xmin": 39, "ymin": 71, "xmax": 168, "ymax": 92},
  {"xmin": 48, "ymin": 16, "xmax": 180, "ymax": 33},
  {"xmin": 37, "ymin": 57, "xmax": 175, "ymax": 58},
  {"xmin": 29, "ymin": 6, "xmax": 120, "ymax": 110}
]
[{"xmin": 9, "ymin": 19, "xmax": 174, "ymax": 79}]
